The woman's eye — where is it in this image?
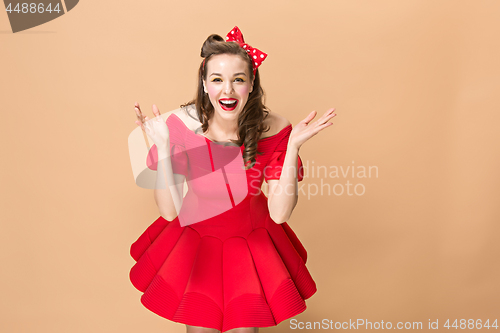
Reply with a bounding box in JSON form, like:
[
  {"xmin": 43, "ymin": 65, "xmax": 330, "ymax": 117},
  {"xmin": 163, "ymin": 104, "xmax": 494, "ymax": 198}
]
[{"xmin": 211, "ymin": 78, "xmax": 245, "ymax": 83}]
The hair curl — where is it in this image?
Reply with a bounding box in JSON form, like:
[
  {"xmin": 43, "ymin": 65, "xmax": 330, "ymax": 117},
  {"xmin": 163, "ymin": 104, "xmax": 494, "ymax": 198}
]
[{"xmin": 180, "ymin": 33, "xmax": 272, "ymax": 170}]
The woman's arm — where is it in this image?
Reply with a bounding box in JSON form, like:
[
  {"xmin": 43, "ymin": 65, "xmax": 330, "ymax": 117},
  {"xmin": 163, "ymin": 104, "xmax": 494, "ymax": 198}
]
[
  {"xmin": 154, "ymin": 142, "xmax": 185, "ymax": 221},
  {"xmin": 266, "ymin": 107, "xmax": 338, "ymax": 223},
  {"xmin": 267, "ymin": 143, "xmax": 300, "ymax": 224}
]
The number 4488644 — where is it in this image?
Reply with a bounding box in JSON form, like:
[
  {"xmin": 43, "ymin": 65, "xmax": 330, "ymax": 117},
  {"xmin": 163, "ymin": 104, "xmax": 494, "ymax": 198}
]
[
  {"xmin": 5, "ymin": 2, "xmax": 62, "ymax": 14},
  {"xmin": 444, "ymin": 319, "xmax": 498, "ymax": 330}
]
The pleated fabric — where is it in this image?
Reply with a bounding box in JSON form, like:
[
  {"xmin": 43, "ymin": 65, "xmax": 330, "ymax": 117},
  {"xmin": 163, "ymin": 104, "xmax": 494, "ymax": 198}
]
[{"xmin": 130, "ymin": 110, "xmax": 316, "ymax": 332}]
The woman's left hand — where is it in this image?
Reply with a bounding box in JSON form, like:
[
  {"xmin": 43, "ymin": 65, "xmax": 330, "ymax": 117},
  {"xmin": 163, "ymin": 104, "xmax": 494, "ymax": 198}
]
[{"xmin": 289, "ymin": 108, "xmax": 337, "ymax": 150}]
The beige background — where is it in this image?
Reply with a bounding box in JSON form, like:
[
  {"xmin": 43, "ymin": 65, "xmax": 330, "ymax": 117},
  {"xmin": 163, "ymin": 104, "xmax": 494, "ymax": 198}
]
[{"xmin": 1, "ymin": 1, "xmax": 499, "ymax": 332}]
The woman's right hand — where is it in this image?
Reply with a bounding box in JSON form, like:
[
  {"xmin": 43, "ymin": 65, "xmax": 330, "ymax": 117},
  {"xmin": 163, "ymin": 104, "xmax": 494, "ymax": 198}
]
[{"xmin": 134, "ymin": 102, "xmax": 170, "ymax": 148}]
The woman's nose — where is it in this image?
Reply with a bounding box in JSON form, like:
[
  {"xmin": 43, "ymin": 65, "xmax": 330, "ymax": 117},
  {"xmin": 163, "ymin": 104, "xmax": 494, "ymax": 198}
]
[{"xmin": 224, "ymin": 82, "xmax": 234, "ymax": 94}]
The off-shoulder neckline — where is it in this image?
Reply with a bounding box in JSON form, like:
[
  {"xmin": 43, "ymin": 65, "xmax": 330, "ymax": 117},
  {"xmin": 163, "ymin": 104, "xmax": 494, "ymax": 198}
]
[{"xmin": 169, "ymin": 113, "xmax": 292, "ymax": 144}]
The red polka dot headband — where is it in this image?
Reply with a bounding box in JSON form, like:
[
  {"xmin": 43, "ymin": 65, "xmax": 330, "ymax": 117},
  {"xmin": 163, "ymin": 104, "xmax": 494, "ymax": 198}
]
[{"xmin": 203, "ymin": 26, "xmax": 268, "ymax": 76}]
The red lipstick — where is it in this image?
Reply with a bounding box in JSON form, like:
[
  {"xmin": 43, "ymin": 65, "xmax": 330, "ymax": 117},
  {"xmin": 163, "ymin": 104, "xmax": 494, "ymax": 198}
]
[{"xmin": 219, "ymin": 98, "xmax": 238, "ymax": 111}]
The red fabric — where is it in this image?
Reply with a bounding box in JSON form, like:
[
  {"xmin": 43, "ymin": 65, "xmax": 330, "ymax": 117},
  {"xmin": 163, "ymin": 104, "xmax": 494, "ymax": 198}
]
[
  {"xmin": 264, "ymin": 151, "xmax": 304, "ymax": 182},
  {"xmin": 146, "ymin": 143, "xmax": 188, "ymax": 176},
  {"xmin": 130, "ymin": 111, "xmax": 316, "ymax": 332},
  {"xmin": 146, "ymin": 117, "xmax": 189, "ymax": 176}
]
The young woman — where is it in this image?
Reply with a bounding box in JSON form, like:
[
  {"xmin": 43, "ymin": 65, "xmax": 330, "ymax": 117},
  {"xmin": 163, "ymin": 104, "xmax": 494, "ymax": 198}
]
[{"xmin": 130, "ymin": 26, "xmax": 337, "ymax": 333}]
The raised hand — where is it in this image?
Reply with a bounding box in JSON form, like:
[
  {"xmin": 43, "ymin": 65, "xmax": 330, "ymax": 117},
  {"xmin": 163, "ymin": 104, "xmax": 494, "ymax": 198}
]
[
  {"xmin": 134, "ymin": 102, "xmax": 170, "ymax": 148},
  {"xmin": 289, "ymin": 108, "xmax": 337, "ymax": 150}
]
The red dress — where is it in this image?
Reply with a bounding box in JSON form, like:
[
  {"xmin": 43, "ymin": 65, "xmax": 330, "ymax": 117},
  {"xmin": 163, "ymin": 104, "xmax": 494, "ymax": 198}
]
[{"xmin": 129, "ymin": 112, "xmax": 316, "ymax": 332}]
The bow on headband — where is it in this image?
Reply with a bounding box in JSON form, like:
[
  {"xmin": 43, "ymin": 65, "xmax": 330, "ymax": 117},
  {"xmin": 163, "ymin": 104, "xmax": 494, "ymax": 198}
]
[
  {"xmin": 203, "ymin": 26, "xmax": 268, "ymax": 76},
  {"xmin": 225, "ymin": 26, "xmax": 267, "ymax": 76}
]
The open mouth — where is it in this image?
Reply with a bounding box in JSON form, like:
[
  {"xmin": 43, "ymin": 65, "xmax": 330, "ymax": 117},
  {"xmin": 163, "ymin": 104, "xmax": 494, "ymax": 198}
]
[{"xmin": 219, "ymin": 99, "xmax": 238, "ymax": 111}]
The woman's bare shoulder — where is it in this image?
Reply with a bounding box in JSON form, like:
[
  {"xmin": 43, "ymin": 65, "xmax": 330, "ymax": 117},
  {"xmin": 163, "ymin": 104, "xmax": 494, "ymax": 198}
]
[
  {"xmin": 171, "ymin": 105, "xmax": 191, "ymax": 121},
  {"xmin": 170, "ymin": 105, "xmax": 201, "ymax": 131},
  {"xmin": 261, "ymin": 112, "xmax": 292, "ymax": 139}
]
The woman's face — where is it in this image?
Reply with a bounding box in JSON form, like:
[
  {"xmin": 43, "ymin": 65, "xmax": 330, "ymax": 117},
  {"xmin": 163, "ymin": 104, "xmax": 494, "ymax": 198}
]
[{"xmin": 203, "ymin": 53, "xmax": 254, "ymax": 121}]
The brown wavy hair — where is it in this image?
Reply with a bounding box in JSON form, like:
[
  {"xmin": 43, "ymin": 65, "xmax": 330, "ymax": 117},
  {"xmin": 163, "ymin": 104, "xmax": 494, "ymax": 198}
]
[{"xmin": 180, "ymin": 33, "xmax": 272, "ymax": 170}]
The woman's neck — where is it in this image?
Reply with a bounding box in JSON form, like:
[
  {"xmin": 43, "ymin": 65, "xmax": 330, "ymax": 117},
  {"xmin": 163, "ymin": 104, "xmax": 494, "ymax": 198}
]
[{"xmin": 206, "ymin": 115, "xmax": 238, "ymax": 141}]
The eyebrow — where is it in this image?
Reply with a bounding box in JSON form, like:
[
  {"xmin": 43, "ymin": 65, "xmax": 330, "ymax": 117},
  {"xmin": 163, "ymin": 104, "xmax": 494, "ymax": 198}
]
[{"xmin": 210, "ymin": 72, "xmax": 247, "ymax": 77}]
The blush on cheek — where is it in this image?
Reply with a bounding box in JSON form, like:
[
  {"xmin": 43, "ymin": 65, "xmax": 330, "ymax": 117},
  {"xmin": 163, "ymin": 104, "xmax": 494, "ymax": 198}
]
[
  {"xmin": 207, "ymin": 86, "xmax": 218, "ymax": 96},
  {"xmin": 238, "ymin": 87, "xmax": 251, "ymax": 95}
]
